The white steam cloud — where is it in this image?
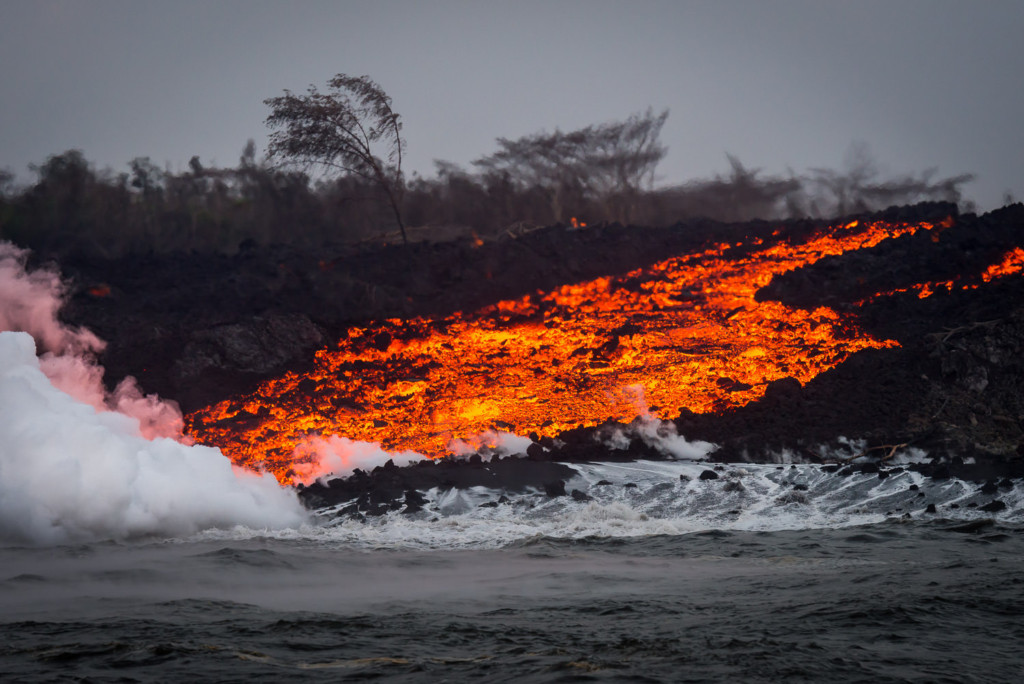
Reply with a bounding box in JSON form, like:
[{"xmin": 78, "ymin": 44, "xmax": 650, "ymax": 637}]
[
  {"xmin": 0, "ymin": 242, "xmax": 307, "ymax": 544},
  {"xmin": 598, "ymin": 385, "xmax": 717, "ymax": 460},
  {"xmin": 289, "ymin": 430, "xmax": 533, "ymax": 485},
  {"xmin": 291, "ymin": 435, "xmax": 425, "ymax": 484},
  {"xmin": 0, "ymin": 243, "xmax": 183, "ymax": 439},
  {"xmin": 608, "ymin": 415, "xmax": 717, "ymax": 460},
  {"xmin": 598, "ymin": 385, "xmax": 716, "ymax": 458},
  {"xmin": 0, "ymin": 243, "xmax": 103, "ymax": 356},
  {"xmin": 448, "ymin": 430, "xmax": 533, "ymax": 459},
  {"xmin": 0, "ymin": 333, "xmax": 307, "ymax": 544}
]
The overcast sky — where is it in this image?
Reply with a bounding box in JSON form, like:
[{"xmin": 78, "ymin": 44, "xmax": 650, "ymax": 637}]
[{"xmin": 1, "ymin": 0, "xmax": 1021, "ymax": 210}]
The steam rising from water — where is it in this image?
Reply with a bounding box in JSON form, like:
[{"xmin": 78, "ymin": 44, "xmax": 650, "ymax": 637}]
[
  {"xmin": 0, "ymin": 243, "xmax": 307, "ymax": 545},
  {"xmin": 0, "ymin": 243, "xmax": 103, "ymax": 356},
  {"xmin": 0, "ymin": 243, "xmax": 185, "ymax": 439},
  {"xmin": 292, "ymin": 435, "xmax": 424, "ymax": 485},
  {"xmin": 596, "ymin": 385, "xmax": 717, "ymax": 460},
  {"xmin": 0, "ymin": 332, "xmax": 307, "ymax": 544}
]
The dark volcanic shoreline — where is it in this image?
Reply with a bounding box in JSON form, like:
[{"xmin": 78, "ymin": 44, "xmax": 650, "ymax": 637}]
[{"xmin": 50, "ymin": 202, "xmax": 1024, "ymax": 501}]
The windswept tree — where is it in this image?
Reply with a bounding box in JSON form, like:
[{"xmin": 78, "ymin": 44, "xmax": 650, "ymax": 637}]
[
  {"xmin": 473, "ymin": 108, "xmax": 669, "ymax": 223},
  {"xmin": 808, "ymin": 142, "xmax": 975, "ymax": 217},
  {"xmin": 264, "ymin": 74, "xmax": 408, "ymax": 243}
]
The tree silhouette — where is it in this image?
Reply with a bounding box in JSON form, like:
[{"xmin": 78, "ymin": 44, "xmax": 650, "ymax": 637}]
[
  {"xmin": 473, "ymin": 109, "xmax": 668, "ymax": 223},
  {"xmin": 264, "ymin": 74, "xmax": 407, "ymax": 244}
]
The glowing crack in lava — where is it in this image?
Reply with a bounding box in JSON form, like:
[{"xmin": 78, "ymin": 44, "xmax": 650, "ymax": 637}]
[
  {"xmin": 862, "ymin": 245, "xmax": 1024, "ymax": 302},
  {"xmin": 188, "ymin": 219, "xmax": 941, "ymax": 483}
]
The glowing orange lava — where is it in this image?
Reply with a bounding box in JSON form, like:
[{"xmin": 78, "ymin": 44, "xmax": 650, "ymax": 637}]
[
  {"xmin": 862, "ymin": 245, "xmax": 1024, "ymax": 302},
  {"xmin": 188, "ymin": 219, "xmax": 962, "ymax": 483},
  {"xmin": 982, "ymin": 247, "xmax": 1024, "ymax": 282}
]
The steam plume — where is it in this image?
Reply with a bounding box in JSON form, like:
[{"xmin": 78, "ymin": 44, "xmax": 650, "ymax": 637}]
[
  {"xmin": 291, "ymin": 435, "xmax": 424, "ymax": 484},
  {"xmin": 448, "ymin": 430, "xmax": 533, "ymax": 460},
  {"xmin": 0, "ymin": 242, "xmax": 183, "ymax": 439},
  {"xmin": 0, "ymin": 243, "xmax": 102, "ymax": 355},
  {"xmin": 0, "ymin": 242, "xmax": 307, "ymax": 544},
  {"xmin": 599, "ymin": 385, "xmax": 716, "ymax": 459}
]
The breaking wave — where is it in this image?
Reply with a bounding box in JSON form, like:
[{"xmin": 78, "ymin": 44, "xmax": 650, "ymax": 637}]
[{"xmin": 198, "ymin": 459, "xmax": 1023, "ymax": 550}]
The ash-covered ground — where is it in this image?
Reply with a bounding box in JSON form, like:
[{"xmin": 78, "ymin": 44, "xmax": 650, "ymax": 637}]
[{"xmin": 54, "ymin": 202, "xmax": 1024, "ymax": 504}]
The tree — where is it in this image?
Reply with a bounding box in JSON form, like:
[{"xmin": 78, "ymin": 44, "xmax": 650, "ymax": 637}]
[
  {"xmin": 0, "ymin": 169, "xmax": 15, "ymax": 200},
  {"xmin": 809, "ymin": 142, "xmax": 975, "ymax": 217},
  {"xmin": 264, "ymin": 73, "xmax": 408, "ymax": 244},
  {"xmin": 473, "ymin": 109, "xmax": 668, "ymax": 223}
]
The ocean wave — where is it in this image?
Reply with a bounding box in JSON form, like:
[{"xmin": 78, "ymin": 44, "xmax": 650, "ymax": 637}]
[{"xmin": 183, "ymin": 461, "xmax": 1023, "ymax": 550}]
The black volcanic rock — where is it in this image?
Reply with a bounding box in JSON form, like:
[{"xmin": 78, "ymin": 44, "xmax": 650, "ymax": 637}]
[
  {"xmin": 682, "ymin": 203, "xmax": 1024, "ymax": 469},
  {"xmin": 176, "ymin": 312, "xmax": 324, "ymax": 378},
  {"xmin": 544, "ymin": 480, "xmax": 567, "ymax": 497},
  {"xmin": 762, "ymin": 377, "xmax": 803, "ymax": 402},
  {"xmin": 526, "ymin": 443, "xmax": 547, "ymax": 461},
  {"xmin": 299, "ymin": 457, "xmax": 578, "ymax": 511},
  {"xmin": 403, "ymin": 489, "xmax": 429, "ymax": 513}
]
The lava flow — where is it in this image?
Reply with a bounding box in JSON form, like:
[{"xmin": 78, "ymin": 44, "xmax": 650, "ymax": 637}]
[
  {"xmin": 861, "ymin": 245, "xmax": 1024, "ymax": 302},
  {"xmin": 186, "ymin": 218, "xmax": 956, "ymax": 483}
]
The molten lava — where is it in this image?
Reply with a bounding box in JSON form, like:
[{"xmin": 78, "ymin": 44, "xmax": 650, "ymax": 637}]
[
  {"xmin": 862, "ymin": 245, "xmax": 1024, "ymax": 302},
  {"xmin": 982, "ymin": 246, "xmax": 1024, "ymax": 282},
  {"xmin": 189, "ymin": 218, "xmax": 989, "ymax": 483}
]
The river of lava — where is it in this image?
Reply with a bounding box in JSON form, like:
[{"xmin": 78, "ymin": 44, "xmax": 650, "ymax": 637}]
[{"xmin": 187, "ymin": 219, "xmax": 936, "ymax": 483}]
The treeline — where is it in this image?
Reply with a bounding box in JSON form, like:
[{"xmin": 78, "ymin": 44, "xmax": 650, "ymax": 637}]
[{"xmin": 0, "ymin": 116, "xmax": 975, "ymax": 260}]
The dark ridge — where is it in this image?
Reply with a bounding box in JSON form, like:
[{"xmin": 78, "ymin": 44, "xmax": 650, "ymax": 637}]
[
  {"xmin": 55, "ymin": 217, "xmax": 793, "ymax": 410},
  {"xmin": 57, "ymin": 202, "xmax": 956, "ymax": 411}
]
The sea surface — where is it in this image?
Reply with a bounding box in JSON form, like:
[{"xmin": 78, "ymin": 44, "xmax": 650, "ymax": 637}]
[{"xmin": 3, "ymin": 461, "xmax": 1024, "ymax": 683}]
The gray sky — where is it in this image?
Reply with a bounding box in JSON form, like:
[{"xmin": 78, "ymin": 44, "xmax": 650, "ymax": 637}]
[{"xmin": 1, "ymin": 0, "xmax": 1022, "ymax": 210}]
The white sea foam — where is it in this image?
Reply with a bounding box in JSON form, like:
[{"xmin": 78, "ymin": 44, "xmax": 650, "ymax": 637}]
[{"xmin": 195, "ymin": 459, "xmax": 1023, "ymax": 551}]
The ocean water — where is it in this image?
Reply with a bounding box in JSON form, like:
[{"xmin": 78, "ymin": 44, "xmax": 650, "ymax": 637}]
[{"xmin": 3, "ymin": 461, "xmax": 1023, "ymax": 683}]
